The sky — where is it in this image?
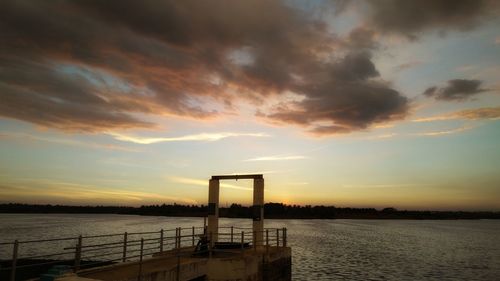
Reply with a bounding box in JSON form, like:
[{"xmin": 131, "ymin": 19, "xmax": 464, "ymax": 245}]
[{"xmin": 1, "ymin": 0, "xmax": 499, "ymax": 211}]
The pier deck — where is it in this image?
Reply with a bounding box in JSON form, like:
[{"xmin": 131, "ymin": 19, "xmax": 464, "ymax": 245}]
[
  {"xmin": 75, "ymin": 245, "xmax": 291, "ymax": 281},
  {"xmin": 1, "ymin": 226, "xmax": 291, "ymax": 281}
]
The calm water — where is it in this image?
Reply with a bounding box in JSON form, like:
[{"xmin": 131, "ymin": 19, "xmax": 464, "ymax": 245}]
[{"xmin": 1, "ymin": 214, "xmax": 499, "ymax": 280}]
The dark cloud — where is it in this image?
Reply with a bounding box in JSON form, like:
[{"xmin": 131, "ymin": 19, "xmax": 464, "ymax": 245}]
[
  {"xmin": 0, "ymin": 0, "xmax": 409, "ymax": 134},
  {"xmin": 343, "ymin": 27, "xmax": 378, "ymax": 50},
  {"xmin": 0, "ymin": 0, "xmax": 222, "ymax": 131},
  {"xmin": 0, "ymin": 58, "xmax": 154, "ymax": 132},
  {"xmin": 260, "ymin": 52, "xmax": 409, "ymax": 134},
  {"xmin": 363, "ymin": 0, "xmax": 499, "ymax": 38},
  {"xmin": 423, "ymin": 79, "xmax": 488, "ymax": 101}
]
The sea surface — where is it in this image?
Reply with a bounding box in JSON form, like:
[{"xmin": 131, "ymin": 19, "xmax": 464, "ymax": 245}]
[{"xmin": 1, "ymin": 214, "xmax": 500, "ymax": 280}]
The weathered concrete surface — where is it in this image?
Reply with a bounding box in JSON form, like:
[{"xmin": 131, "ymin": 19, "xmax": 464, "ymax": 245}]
[
  {"xmin": 207, "ymin": 247, "xmax": 291, "ymax": 281},
  {"xmin": 262, "ymin": 247, "xmax": 292, "ymax": 281},
  {"xmin": 206, "ymin": 253, "xmax": 259, "ymax": 281},
  {"xmin": 57, "ymin": 274, "xmax": 101, "ymax": 281},
  {"xmin": 253, "ymin": 178, "xmax": 264, "ymax": 247},
  {"xmin": 207, "ymin": 179, "xmax": 220, "ymax": 244},
  {"xmin": 207, "ymin": 174, "xmax": 265, "ymax": 246},
  {"xmin": 70, "ymin": 246, "xmax": 291, "ymax": 281},
  {"xmin": 77, "ymin": 248, "xmax": 206, "ymax": 281}
]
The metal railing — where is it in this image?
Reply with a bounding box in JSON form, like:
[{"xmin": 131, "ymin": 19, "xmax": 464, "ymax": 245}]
[{"xmin": 0, "ymin": 226, "xmax": 287, "ymax": 281}]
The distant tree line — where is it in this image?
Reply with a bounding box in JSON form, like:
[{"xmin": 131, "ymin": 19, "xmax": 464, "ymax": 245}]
[{"xmin": 1, "ymin": 202, "xmax": 499, "ymax": 219}]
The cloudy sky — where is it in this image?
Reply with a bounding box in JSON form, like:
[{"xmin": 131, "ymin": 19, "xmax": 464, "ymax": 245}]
[{"xmin": 1, "ymin": 0, "xmax": 499, "ymax": 210}]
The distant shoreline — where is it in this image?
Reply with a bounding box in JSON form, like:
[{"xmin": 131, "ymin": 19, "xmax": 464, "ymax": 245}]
[{"xmin": 1, "ymin": 203, "xmax": 499, "ymax": 220}]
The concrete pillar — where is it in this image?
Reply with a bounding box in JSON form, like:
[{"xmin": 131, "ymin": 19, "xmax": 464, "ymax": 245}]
[
  {"xmin": 207, "ymin": 179, "xmax": 220, "ymax": 244},
  {"xmin": 252, "ymin": 178, "xmax": 264, "ymax": 246}
]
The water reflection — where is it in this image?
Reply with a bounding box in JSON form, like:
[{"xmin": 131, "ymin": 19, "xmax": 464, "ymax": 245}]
[{"xmin": 1, "ymin": 214, "xmax": 499, "ymax": 280}]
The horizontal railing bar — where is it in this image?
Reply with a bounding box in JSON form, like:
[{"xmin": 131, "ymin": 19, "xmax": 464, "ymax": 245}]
[
  {"xmin": 82, "ymin": 233, "xmax": 124, "ymax": 239},
  {"xmin": 83, "ymin": 250, "xmax": 125, "ymax": 260},
  {"xmin": 219, "ymin": 226, "xmax": 253, "ymax": 229},
  {"xmin": 65, "ymin": 241, "xmax": 123, "ymax": 249},
  {"xmin": 0, "ymin": 228, "xmax": 201, "ymax": 245},
  {"xmin": 17, "ymin": 237, "xmax": 78, "ymax": 244},
  {"xmin": 79, "ymin": 244, "xmax": 126, "ymax": 253},
  {"xmin": 157, "ymin": 228, "xmax": 179, "ymax": 232},
  {"xmin": 219, "ymin": 227, "xmax": 280, "ymax": 230},
  {"xmin": 65, "ymin": 237, "xmax": 161, "ymax": 251},
  {"xmin": 124, "ymin": 247, "xmax": 157, "ymax": 255},
  {"xmin": 124, "ymin": 238, "xmax": 158, "ymax": 246},
  {"xmin": 83, "ymin": 246, "xmax": 160, "ymax": 262},
  {"xmin": 164, "ymin": 235, "xmax": 181, "ymax": 239},
  {"xmin": 1, "ymin": 226, "xmax": 280, "ymax": 245},
  {"xmin": 177, "ymin": 234, "xmax": 203, "ymax": 238},
  {"xmin": 131, "ymin": 237, "xmax": 160, "ymax": 243},
  {"xmin": 143, "ymin": 241, "xmax": 160, "ymax": 247},
  {"xmin": 126, "ymin": 230, "xmax": 162, "ymax": 235}
]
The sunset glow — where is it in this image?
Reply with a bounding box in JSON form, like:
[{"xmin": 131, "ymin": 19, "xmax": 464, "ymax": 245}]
[{"xmin": 1, "ymin": 0, "xmax": 499, "ymax": 210}]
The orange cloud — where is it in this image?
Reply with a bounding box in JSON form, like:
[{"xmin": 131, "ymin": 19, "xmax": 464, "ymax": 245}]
[
  {"xmin": 413, "ymin": 106, "xmax": 500, "ymax": 122},
  {"xmin": 413, "ymin": 125, "xmax": 474, "ymax": 137},
  {"xmin": 0, "ymin": 1, "xmax": 409, "ymax": 135}
]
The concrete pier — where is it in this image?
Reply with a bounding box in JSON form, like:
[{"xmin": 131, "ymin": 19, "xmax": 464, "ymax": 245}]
[
  {"xmin": 68, "ymin": 246, "xmax": 291, "ymax": 281},
  {"xmin": 65, "ymin": 174, "xmax": 291, "ymax": 281},
  {"xmin": 9, "ymin": 174, "xmax": 291, "ymax": 281},
  {"xmin": 252, "ymin": 178, "xmax": 264, "ymax": 246},
  {"xmin": 207, "ymin": 179, "xmax": 220, "ymax": 245},
  {"xmin": 208, "ymin": 174, "xmax": 265, "ymax": 246}
]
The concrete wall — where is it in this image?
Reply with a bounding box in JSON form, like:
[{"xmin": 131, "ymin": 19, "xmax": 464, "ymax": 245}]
[
  {"xmin": 73, "ymin": 247, "xmax": 291, "ymax": 281},
  {"xmin": 207, "ymin": 254, "xmax": 260, "ymax": 281},
  {"xmin": 77, "ymin": 256, "xmax": 207, "ymax": 281},
  {"xmin": 207, "ymin": 248, "xmax": 291, "ymax": 281},
  {"xmin": 262, "ymin": 256, "xmax": 291, "ymax": 281}
]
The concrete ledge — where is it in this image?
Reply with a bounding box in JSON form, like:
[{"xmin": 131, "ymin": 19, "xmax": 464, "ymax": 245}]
[{"xmin": 74, "ymin": 246, "xmax": 291, "ymax": 281}]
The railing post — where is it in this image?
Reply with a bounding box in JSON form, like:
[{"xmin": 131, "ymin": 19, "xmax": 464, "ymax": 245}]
[
  {"xmin": 209, "ymin": 231, "xmax": 213, "ymax": 258},
  {"xmin": 276, "ymin": 228, "xmax": 280, "ymax": 247},
  {"xmin": 160, "ymin": 229, "xmax": 164, "ymax": 252},
  {"xmin": 253, "ymin": 231, "xmax": 256, "ymax": 251},
  {"xmin": 230, "ymin": 226, "xmax": 234, "ymax": 243},
  {"xmin": 122, "ymin": 232, "xmax": 128, "ymax": 262},
  {"xmin": 241, "ymin": 231, "xmax": 244, "ymax": 253},
  {"xmin": 283, "ymin": 228, "xmax": 287, "ymax": 247},
  {"xmin": 74, "ymin": 235, "xmax": 82, "ymax": 272},
  {"xmin": 173, "ymin": 228, "xmax": 177, "ymax": 248},
  {"xmin": 266, "ymin": 229, "xmax": 269, "ymax": 253},
  {"xmin": 10, "ymin": 240, "xmax": 18, "ymax": 281},
  {"xmin": 192, "ymin": 226, "xmax": 195, "ymax": 246},
  {"xmin": 176, "ymin": 227, "xmax": 180, "ymax": 249},
  {"xmin": 138, "ymin": 238, "xmax": 144, "ymax": 281},
  {"xmin": 140, "ymin": 238, "xmax": 144, "ymax": 261},
  {"xmin": 178, "ymin": 227, "xmax": 182, "ymax": 248},
  {"xmin": 172, "ymin": 228, "xmax": 176, "ymax": 249}
]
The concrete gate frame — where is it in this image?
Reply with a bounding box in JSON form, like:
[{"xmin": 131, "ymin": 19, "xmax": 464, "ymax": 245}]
[{"xmin": 207, "ymin": 174, "xmax": 264, "ymax": 247}]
